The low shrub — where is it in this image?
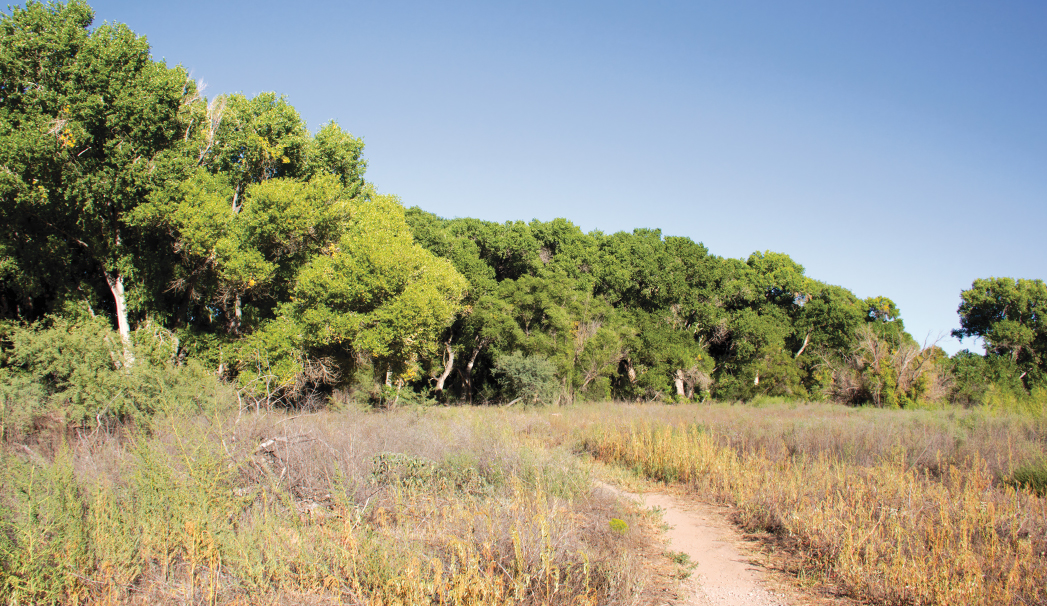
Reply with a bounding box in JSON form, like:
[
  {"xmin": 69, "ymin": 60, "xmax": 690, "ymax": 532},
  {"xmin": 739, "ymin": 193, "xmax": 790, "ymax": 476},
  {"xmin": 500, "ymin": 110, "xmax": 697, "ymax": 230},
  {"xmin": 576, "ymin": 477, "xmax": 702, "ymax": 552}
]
[
  {"xmin": 0, "ymin": 311, "xmax": 221, "ymax": 436},
  {"xmin": 493, "ymin": 351, "xmax": 558, "ymax": 404},
  {"xmin": 0, "ymin": 407, "xmax": 661, "ymax": 605},
  {"xmin": 1010, "ymin": 459, "xmax": 1047, "ymax": 497}
]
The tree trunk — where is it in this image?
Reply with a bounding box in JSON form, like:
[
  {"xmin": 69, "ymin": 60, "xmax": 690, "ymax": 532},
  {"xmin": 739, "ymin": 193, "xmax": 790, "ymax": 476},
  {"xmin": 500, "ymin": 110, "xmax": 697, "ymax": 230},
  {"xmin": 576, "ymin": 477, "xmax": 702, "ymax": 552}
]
[
  {"xmin": 626, "ymin": 359, "xmax": 637, "ymax": 384},
  {"xmin": 674, "ymin": 370, "xmax": 686, "ymax": 397},
  {"xmin": 233, "ymin": 294, "xmax": 243, "ymax": 335},
  {"xmin": 795, "ymin": 330, "xmax": 812, "ymax": 358},
  {"xmin": 104, "ymin": 271, "xmax": 135, "ymax": 368},
  {"xmin": 435, "ymin": 341, "xmax": 455, "ymax": 393},
  {"xmin": 464, "ymin": 346, "xmax": 481, "ymax": 404}
]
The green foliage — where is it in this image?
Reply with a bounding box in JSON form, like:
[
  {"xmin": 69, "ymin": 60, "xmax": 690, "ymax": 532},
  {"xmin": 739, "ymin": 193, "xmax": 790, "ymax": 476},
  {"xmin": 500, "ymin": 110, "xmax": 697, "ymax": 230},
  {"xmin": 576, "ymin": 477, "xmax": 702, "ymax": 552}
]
[
  {"xmin": 233, "ymin": 193, "xmax": 468, "ymax": 403},
  {"xmin": 949, "ymin": 350, "xmax": 1026, "ymax": 407},
  {"xmin": 0, "ymin": 310, "xmax": 219, "ymax": 432},
  {"xmin": 1009, "ymin": 459, "xmax": 1047, "ymax": 496},
  {"xmin": 0, "ymin": 448, "xmax": 92, "ymax": 605},
  {"xmin": 494, "ymin": 351, "xmax": 559, "ymax": 404},
  {"xmin": 821, "ymin": 324, "xmax": 945, "ymax": 408},
  {"xmin": 0, "ymin": 0, "xmax": 198, "ymax": 328},
  {"xmin": 4, "ymin": 0, "xmax": 1009, "ymax": 412},
  {"xmin": 954, "ymin": 277, "xmax": 1047, "ymax": 389}
]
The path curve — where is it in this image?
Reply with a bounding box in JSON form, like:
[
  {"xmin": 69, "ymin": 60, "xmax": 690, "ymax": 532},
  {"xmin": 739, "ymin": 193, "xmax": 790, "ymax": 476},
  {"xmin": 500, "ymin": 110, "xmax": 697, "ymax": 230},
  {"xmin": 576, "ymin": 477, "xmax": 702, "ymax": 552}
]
[
  {"xmin": 600, "ymin": 484, "xmax": 791, "ymax": 606},
  {"xmin": 641, "ymin": 492, "xmax": 787, "ymax": 606}
]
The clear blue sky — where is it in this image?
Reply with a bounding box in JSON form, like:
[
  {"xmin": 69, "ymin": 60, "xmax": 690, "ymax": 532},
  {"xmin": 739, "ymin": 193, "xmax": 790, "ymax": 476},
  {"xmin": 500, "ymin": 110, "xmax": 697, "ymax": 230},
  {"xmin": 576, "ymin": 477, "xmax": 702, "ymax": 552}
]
[{"xmin": 86, "ymin": 0, "xmax": 1047, "ymax": 354}]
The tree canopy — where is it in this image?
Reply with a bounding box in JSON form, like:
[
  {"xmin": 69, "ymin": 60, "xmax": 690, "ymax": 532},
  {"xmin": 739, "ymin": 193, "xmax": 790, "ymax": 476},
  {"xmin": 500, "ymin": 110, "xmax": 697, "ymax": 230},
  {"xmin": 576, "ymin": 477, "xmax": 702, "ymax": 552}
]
[
  {"xmin": 954, "ymin": 277, "xmax": 1047, "ymax": 388},
  {"xmin": 3, "ymin": 1, "xmax": 1036, "ymax": 412}
]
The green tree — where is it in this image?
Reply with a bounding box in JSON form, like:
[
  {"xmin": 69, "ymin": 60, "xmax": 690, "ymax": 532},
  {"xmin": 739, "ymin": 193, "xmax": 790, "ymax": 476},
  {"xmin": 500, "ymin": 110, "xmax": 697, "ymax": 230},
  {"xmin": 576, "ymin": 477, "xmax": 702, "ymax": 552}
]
[
  {"xmin": 492, "ymin": 351, "xmax": 557, "ymax": 404},
  {"xmin": 0, "ymin": 0, "xmax": 197, "ymax": 364},
  {"xmin": 404, "ymin": 208, "xmax": 514, "ymax": 401},
  {"xmin": 953, "ymin": 277, "xmax": 1047, "ymax": 387},
  {"xmin": 238, "ymin": 193, "xmax": 468, "ymax": 402},
  {"xmin": 133, "ymin": 92, "xmax": 367, "ymax": 340}
]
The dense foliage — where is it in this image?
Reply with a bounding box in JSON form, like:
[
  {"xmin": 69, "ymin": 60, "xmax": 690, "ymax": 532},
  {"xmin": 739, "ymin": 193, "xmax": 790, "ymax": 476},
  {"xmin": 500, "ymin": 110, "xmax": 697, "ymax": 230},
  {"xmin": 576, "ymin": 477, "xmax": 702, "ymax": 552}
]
[{"xmin": 1, "ymin": 1, "xmax": 1043, "ymax": 420}]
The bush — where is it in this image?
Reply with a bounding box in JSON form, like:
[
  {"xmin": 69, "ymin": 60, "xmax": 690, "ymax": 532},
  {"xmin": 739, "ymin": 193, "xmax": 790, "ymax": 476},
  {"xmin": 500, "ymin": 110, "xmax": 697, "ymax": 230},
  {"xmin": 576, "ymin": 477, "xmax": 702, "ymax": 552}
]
[
  {"xmin": 950, "ymin": 351, "xmax": 1027, "ymax": 407},
  {"xmin": 493, "ymin": 351, "xmax": 558, "ymax": 404},
  {"xmin": 0, "ymin": 310, "xmax": 220, "ymax": 432},
  {"xmin": 1010, "ymin": 460, "xmax": 1047, "ymax": 496}
]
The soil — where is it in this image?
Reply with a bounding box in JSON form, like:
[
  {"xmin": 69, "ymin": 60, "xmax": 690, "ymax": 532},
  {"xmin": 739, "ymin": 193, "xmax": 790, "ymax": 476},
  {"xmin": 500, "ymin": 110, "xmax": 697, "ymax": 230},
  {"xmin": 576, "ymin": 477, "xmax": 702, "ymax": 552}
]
[{"xmin": 599, "ymin": 483, "xmax": 853, "ymax": 606}]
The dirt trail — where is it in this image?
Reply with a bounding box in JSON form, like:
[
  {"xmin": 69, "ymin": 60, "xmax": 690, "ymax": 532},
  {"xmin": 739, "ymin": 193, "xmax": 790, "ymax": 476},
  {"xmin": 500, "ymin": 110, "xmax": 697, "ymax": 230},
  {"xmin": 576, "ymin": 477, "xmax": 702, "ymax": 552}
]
[{"xmin": 601, "ymin": 484, "xmax": 793, "ymax": 606}]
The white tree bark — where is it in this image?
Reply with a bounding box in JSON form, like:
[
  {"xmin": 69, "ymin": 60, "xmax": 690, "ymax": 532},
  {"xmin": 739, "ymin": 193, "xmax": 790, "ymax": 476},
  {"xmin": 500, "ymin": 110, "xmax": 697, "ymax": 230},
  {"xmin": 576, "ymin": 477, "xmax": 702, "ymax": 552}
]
[
  {"xmin": 435, "ymin": 341, "xmax": 455, "ymax": 392},
  {"xmin": 795, "ymin": 329, "xmax": 812, "ymax": 358},
  {"xmin": 233, "ymin": 294, "xmax": 243, "ymax": 334},
  {"xmin": 674, "ymin": 369, "xmax": 686, "ymax": 397},
  {"xmin": 464, "ymin": 346, "xmax": 481, "ymax": 404},
  {"xmin": 104, "ymin": 271, "xmax": 135, "ymax": 368}
]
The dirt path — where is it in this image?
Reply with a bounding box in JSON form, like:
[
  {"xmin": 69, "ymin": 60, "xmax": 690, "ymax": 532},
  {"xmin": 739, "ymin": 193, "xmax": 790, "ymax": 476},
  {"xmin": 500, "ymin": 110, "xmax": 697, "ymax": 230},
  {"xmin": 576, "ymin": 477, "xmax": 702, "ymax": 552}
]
[
  {"xmin": 600, "ymin": 484, "xmax": 797, "ymax": 606},
  {"xmin": 641, "ymin": 492, "xmax": 788, "ymax": 606}
]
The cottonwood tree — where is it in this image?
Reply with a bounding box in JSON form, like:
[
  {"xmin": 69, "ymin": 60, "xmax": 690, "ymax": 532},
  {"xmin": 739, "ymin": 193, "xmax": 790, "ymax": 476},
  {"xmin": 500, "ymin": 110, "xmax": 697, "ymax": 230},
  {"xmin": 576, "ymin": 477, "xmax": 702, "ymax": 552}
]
[
  {"xmin": 238, "ymin": 193, "xmax": 468, "ymax": 402},
  {"xmin": 0, "ymin": 0, "xmax": 197, "ymax": 365},
  {"xmin": 134, "ymin": 92, "xmax": 367, "ymax": 341},
  {"xmin": 953, "ymin": 277, "xmax": 1047, "ymax": 387},
  {"xmin": 595, "ymin": 230, "xmax": 712, "ymax": 400}
]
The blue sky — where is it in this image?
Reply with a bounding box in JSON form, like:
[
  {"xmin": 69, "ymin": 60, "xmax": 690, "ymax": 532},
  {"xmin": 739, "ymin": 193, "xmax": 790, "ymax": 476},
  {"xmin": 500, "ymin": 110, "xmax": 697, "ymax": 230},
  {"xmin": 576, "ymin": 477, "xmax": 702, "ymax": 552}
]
[{"xmin": 86, "ymin": 0, "xmax": 1047, "ymax": 354}]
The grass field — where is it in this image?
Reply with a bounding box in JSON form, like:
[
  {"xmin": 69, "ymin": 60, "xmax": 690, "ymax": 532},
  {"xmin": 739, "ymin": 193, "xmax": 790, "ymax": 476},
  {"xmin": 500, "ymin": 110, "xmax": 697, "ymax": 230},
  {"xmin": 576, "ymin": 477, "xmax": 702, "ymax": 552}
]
[
  {"xmin": 2, "ymin": 399, "xmax": 1045, "ymax": 605},
  {"xmin": 0, "ymin": 405, "xmax": 663, "ymax": 605},
  {"xmin": 578, "ymin": 402, "xmax": 1047, "ymax": 606}
]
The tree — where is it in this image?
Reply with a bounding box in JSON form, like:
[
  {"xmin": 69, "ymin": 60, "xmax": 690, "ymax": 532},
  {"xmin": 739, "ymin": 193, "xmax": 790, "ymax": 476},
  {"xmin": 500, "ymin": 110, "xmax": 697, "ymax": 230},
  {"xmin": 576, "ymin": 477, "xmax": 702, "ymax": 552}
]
[
  {"xmin": 133, "ymin": 92, "xmax": 367, "ymax": 339},
  {"xmin": 0, "ymin": 0, "xmax": 197, "ymax": 364},
  {"xmin": 238, "ymin": 192, "xmax": 468, "ymax": 401},
  {"xmin": 953, "ymin": 277, "xmax": 1047, "ymax": 386}
]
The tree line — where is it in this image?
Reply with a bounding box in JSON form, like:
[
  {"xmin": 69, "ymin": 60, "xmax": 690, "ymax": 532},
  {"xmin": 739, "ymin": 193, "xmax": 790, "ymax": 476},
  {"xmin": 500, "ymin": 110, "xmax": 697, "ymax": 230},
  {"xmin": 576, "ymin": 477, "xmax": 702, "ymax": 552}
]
[{"xmin": 1, "ymin": 1, "xmax": 1044, "ymax": 418}]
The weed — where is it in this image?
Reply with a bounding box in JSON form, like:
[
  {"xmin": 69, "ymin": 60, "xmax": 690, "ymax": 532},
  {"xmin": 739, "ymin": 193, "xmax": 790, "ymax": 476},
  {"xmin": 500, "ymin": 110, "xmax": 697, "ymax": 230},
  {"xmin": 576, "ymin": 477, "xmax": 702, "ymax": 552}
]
[
  {"xmin": 580, "ymin": 402, "xmax": 1047, "ymax": 606},
  {"xmin": 1010, "ymin": 459, "xmax": 1047, "ymax": 496},
  {"xmin": 0, "ymin": 406, "xmax": 660, "ymax": 605},
  {"xmin": 664, "ymin": 551, "xmax": 696, "ymax": 579}
]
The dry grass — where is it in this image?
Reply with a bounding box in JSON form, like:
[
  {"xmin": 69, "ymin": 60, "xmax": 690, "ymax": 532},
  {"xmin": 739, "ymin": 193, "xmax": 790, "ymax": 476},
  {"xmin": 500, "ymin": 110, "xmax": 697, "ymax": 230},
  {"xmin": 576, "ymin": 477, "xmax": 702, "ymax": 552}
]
[
  {"xmin": 7, "ymin": 399, "xmax": 1045, "ymax": 606},
  {"xmin": 0, "ymin": 406, "xmax": 664, "ymax": 606},
  {"xmin": 578, "ymin": 401, "xmax": 1047, "ymax": 606}
]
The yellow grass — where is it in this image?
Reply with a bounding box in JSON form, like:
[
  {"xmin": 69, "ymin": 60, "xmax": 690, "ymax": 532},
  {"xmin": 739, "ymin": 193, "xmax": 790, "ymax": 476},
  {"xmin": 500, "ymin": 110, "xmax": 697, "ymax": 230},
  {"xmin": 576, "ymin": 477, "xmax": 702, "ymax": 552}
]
[
  {"xmin": 4, "ymin": 400, "xmax": 1045, "ymax": 605},
  {"xmin": 579, "ymin": 403, "xmax": 1047, "ymax": 606},
  {"xmin": 0, "ymin": 407, "xmax": 657, "ymax": 606}
]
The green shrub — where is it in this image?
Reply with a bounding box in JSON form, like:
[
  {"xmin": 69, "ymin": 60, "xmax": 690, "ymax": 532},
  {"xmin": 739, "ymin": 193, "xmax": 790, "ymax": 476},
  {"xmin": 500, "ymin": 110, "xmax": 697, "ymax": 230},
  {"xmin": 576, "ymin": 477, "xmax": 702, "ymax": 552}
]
[
  {"xmin": 1009, "ymin": 460, "xmax": 1047, "ymax": 496},
  {"xmin": 0, "ymin": 448, "xmax": 92, "ymax": 605},
  {"xmin": 493, "ymin": 351, "xmax": 558, "ymax": 404},
  {"xmin": 0, "ymin": 311, "xmax": 221, "ymax": 430}
]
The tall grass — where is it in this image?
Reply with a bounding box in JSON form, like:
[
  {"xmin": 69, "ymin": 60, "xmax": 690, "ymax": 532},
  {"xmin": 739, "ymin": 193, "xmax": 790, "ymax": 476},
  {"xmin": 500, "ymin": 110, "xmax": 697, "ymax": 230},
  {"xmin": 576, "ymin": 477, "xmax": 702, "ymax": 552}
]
[
  {"xmin": 579, "ymin": 402, "xmax": 1047, "ymax": 606},
  {"xmin": 7, "ymin": 398, "xmax": 1044, "ymax": 605},
  {"xmin": 0, "ymin": 407, "xmax": 659, "ymax": 606}
]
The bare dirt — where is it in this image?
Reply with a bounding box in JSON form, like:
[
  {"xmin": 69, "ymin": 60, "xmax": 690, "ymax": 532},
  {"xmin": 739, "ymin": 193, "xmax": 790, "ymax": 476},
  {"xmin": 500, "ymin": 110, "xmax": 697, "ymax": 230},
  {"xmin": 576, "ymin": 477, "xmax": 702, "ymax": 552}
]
[{"xmin": 600, "ymin": 483, "xmax": 849, "ymax": 606}]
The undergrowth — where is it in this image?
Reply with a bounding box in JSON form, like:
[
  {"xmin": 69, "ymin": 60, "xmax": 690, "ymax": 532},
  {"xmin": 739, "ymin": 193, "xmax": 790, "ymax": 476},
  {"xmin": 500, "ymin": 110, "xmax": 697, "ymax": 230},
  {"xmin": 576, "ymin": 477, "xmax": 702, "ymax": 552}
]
[
  {"xmin": 0, "ymin": 408, "xmax": 658, "ymax": 606},
  {"xmin": 578, "ymin": 402, "xmax": 1047, "ymax": 606},
  {"xmin": 5, "ymin": 395, "xmax": 1046, "ymax": 606}
]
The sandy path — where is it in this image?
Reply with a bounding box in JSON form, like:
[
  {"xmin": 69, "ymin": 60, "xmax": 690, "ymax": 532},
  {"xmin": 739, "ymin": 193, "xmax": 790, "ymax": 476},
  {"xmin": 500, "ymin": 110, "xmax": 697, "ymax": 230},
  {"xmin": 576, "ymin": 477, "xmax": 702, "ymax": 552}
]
[
  {"xmin": 640, "ymin": 492, "xmax": 788, "ymax": 606},
  {"xmin": 601, "ymin": 484, "xmax": 792, "ymax": 606}
]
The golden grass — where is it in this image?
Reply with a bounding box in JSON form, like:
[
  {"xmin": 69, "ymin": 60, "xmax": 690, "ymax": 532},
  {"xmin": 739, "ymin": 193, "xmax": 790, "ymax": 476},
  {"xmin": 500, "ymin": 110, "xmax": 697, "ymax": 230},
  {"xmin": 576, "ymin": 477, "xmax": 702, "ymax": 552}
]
[
  {"xmin": 5, "ymin": 399, "xmax": 1045, "ymax": 606},
  {"xmin": 578, "ymin": 402, "xmax": 1047, "ymax": 606},
  {"xmin": 0, "ymin": 407, "xmax": 661, "ymax": 606}
]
